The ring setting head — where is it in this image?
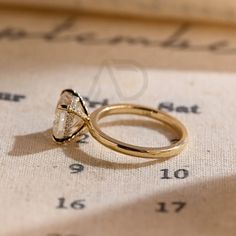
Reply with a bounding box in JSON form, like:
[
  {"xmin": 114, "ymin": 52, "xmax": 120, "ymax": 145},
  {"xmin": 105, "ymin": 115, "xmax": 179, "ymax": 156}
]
[{"xmin": 52, "ymin": 89, "xmax": 89, "ymax": 143}]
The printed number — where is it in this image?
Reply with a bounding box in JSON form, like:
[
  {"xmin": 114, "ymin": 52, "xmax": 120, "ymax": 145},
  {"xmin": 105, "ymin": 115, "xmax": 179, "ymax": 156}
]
[
  {"xmin": 69, "ymin": 163, "xmax": 84, "ymax": 174},
  {"xmin": 77, "ymin": 133, "xmax": 89, "ymax": 144},
  {"xmin": 156, "ymin": 202, "xmax": 186, "ymax": 213},
  {"xmin": 160, "ymin": 169, "xmax": 189, "ymax": 179},
  {"xmin": 56, "ymin": 198, "xmax": 85, "ymax": 210}
]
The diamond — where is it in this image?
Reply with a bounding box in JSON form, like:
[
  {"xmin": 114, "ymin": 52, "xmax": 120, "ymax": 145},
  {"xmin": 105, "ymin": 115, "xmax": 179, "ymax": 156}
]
[
  {"xmin": 52, "ymin": 89, "xmax": 88, "ymax": 142},
  {"xmin": 53, "ymin": 109, "xmax": 67, "ymax": 139}
]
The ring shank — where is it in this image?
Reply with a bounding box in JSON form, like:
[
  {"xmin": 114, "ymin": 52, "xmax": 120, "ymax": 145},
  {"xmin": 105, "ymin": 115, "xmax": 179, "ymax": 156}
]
[{"xmin": 88, "ymin": 104, "xmax": 188, "ymax": 159}]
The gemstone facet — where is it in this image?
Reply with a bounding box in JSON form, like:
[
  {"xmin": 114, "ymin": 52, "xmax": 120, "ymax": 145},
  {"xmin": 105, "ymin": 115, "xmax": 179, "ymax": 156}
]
[{"xmin": 52, "ymin": 89, "xmax": 88, "ymax": 142}]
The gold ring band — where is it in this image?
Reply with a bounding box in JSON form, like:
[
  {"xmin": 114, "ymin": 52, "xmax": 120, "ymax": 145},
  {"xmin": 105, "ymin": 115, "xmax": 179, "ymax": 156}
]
[
  {"xmin": 89, "ymin": 104, "xmax": 188, "ymax": 159},
  {"xmin": 52, "ymin": 89, "xmax": 188, "ymax": 159}
]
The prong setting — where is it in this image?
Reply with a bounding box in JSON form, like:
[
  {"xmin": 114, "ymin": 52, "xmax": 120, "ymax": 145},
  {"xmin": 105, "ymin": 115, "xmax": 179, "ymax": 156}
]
[{"xmin": 52, "ymin": 89, "xmax": 89, "ymax": 143}]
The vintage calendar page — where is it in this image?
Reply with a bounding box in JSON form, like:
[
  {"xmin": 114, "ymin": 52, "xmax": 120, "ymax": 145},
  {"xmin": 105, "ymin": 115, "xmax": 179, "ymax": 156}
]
[{"xmin": 0, "ymin": 8, "xmax": 236, "ymax": 236}]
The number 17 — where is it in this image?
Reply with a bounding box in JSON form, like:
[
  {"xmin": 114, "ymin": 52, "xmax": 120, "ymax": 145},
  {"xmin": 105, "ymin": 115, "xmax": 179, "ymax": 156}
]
[{"xmin": 156, "ymin": 201, "xmax": 186, "ymax": 213}]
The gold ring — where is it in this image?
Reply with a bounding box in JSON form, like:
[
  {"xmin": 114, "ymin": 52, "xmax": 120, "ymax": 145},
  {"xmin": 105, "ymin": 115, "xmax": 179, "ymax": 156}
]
[{"xmin": 52, "ymin": 89, "xmax": 188, "ymax": 159}]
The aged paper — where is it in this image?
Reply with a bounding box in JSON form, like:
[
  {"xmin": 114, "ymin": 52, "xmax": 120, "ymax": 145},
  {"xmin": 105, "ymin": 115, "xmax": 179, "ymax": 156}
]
[
  {"xmin": 2, "ymin": 0, "xmax": 236, "ymax": 24},
  {"xmin": 0, "ymin": 8, "xmax": 236, "ymax": 236}
]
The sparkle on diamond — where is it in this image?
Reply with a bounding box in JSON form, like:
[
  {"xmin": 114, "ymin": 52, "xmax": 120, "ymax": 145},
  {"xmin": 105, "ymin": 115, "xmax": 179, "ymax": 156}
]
[{"xmin": 53, "ymin": 91, "xmax": 86, "ymax": 140}]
